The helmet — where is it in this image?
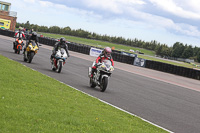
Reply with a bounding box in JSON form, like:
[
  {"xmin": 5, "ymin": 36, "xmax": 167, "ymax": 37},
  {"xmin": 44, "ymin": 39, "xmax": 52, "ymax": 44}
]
[
  {"xmin": 104, "ymin": 47, "xmax": 112, "ymax": 58},
  {"xmin": 60, "ymin": 37, "xmax": 66, "ymax": 44},
  {"xmin": 32, "ymin": 32, "xmax": 37, "ymax": 36},
  {"xmin": 19, "ymin": 27, "xmax": 23, "ymax": 31}
]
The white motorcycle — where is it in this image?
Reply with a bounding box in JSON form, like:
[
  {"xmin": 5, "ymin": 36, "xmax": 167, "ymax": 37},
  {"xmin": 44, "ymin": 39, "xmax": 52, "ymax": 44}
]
[
  {"xmin": 51, "ymin": 48, "xmax": 68, "ymax": 73},
  {"xmin": 88, "ymin": 60, "xmax": 114, "ymax": 92}
]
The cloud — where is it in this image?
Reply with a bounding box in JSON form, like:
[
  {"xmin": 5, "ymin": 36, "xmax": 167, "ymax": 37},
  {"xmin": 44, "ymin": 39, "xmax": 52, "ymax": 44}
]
[
  {"xmin": 175, "ymin": 23, "xmax": 200, "ymax": 37},
  {"xmin": 39, "ymin": 1, "xmax": 53, "ymax": 7},
  {"xmin": 23, "ymin": 0, "xmax": 35, "ymax": 3},
  {"xmin": 186, "ymin": 0, "xmax": 200, "ymax": 13},
  {"xmin": 149, "ymin": 0, "xmax": 200, "ymax": 20},
  {"xmin": 82, "ymin": 0, "xmax": 146, "ymax": 14}
]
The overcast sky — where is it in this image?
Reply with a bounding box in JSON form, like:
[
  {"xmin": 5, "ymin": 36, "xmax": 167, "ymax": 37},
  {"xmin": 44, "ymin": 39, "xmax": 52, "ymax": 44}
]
[{"xmin": 6, "ymin": 0, "xmax": 200, "ymax": 47}]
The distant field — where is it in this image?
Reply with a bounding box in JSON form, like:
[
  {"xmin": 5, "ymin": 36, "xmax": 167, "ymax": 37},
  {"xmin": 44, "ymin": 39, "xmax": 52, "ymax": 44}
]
[
  {"xmin": 39, "ymin": 32, "xmax": 155, "ymax": 56},
  {"xmin": 0, "ymin": 55, "xmax": 168, "ymax": 133}
]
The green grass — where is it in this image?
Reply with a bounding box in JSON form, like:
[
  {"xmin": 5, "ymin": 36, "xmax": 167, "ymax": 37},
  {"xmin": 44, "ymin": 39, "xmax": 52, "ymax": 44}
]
[
  {"xmin": 0, "ymin": 55, "xmax": 168, "ymax": 133},
  {"xmin": 39, "ymin": 32, "xmax": 155, "ymax": 56}
]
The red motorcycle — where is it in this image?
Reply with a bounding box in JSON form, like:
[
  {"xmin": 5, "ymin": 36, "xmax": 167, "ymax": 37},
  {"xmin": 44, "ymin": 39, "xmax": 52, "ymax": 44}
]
[{"xmin": 13, "ymin": 38, "xmax": 24, "ymax": 54}]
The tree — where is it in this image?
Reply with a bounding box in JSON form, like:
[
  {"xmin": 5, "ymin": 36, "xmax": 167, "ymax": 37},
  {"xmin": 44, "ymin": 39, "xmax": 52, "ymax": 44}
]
[
  {"xmin": 197, "ymin": 51, "xmax": 200, "ymax": 63},
  {"xmin": 49, "ymin": 26, "xmax": 60, "ymax": 34},
  {"xmin": 16, "ymin": 23, "xmax": 20, "ymax": 28},
  {"xmin": 62, "ymin": 26, "xmax": 71, "ymax": 35},
  {"xmin": 24, "ymin": 21, "xmax": 31, "ymax": 30},
  {"xmin": 155, "ymin": 44, "xmax": 161, "ymax": 55},
  {"xmin": 32, "ymin": 24, "xmax": 39, "ymax": 32},
  {"xmin": 38, "ymin": 26, "xmax": 48, "ymax": 32},
  {"xmin": 171, "ymin": 42, "xmax": 185, "ymax": 58},
  {"xmin": 182, "ymin": 45, "xmax": 193, "ymax": 58},
  {"xmin": 193, "ymin": 46, "xmax": 200, "ymax": 56}
]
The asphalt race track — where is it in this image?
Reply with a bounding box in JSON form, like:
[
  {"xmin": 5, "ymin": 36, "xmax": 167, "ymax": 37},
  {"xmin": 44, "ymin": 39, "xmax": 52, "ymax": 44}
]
[{"xmin": 1, "ymin": 35, "xmax": 200, "ymax": 133}]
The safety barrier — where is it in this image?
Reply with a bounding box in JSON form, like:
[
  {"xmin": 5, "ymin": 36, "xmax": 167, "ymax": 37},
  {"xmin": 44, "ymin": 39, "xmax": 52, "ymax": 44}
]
[
  {"xmin": 0, "ymin": 28, "xmax": 199, "ymax": 80},
  {"xmin": 145, "ymin": 60, "xmax": 200, "ymax": 80},
  {"xmin": 111, "ymin": 52, "xmax": 135, "ymax": 65}
]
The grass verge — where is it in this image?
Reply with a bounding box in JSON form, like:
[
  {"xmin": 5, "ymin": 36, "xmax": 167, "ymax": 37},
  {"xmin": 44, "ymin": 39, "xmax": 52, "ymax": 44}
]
[{"xmin": 0, "ymin": 55, "xmax": 168, "ymax": 133}]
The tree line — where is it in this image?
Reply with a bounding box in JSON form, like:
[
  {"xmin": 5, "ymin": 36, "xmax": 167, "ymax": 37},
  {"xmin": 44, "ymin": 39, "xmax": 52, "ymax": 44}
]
[{"xmin": 16, "ymin": 21, "xmax": 200, "ymax": 62}]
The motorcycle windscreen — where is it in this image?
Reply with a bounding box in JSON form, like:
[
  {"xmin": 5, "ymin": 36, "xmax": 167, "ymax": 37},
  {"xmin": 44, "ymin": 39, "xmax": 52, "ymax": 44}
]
[
  {"xmin": 31, "ymin": 42, "xmax": 36, "ymax": 47},
  {"xmin": 102, "ymin": 60, "xmax": 112, "ymax": 68},
  {"xmin": 60, "ymin": 48, "xmax": 68, "ymax": 58}
]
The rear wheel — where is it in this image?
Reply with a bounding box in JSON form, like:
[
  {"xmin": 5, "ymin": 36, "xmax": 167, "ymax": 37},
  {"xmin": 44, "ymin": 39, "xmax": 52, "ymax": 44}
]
[
  {"xmin": 89, "ymin": 78, "xmax": 96, "ymax": 88},
  {"xmin": 100, "ymin": 77, "xmax": 108, "ymax": 92}
]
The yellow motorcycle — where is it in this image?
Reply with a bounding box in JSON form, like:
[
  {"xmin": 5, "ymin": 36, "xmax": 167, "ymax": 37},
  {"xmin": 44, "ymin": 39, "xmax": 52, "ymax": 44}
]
[{"xmin": 24, "ymin": 41, "xmax": 39, "ymax": 63}]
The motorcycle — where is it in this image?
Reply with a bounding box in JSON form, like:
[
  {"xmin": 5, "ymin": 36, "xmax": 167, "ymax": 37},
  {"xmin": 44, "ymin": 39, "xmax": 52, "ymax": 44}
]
[
  {"xmin": 13, "ymin": 38, "xmax": 24, "ymax": 54},
  {"xmin": 88, "ymin": 60, "xmax": 114, "ymax": 92},
  {"xmin": 51, "ymin": 48, "xmax": 68, "ymax": 73},
  {"xmin": 24, "ymin": 41, "xmax": 39, "ymax": 63}
]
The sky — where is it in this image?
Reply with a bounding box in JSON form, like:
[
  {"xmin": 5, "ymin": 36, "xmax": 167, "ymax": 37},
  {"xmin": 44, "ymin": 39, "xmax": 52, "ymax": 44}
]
[{"xmin": 5, "ymin": 0, "xmax": 200, "ymax": 47}]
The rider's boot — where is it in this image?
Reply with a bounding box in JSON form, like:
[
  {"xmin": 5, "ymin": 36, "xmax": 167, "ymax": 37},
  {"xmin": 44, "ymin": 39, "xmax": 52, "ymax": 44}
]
[
  {"xmin": 90, "ymin": 68, "xmax": 95, "ymax": 78},
  {"xmin": 50, "ymin": 54, "xmax": 54, "ymax": 64}
]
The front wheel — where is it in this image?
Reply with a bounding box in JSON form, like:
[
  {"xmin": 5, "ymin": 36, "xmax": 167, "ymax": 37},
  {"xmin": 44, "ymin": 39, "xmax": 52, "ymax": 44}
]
[
  {"xmin": 17, "ymin": 46, "xmax": 21, "ymax": 54},
  {"xmin": 57, "ymin": 61, "xmax": 62, "ymax": 73},
  {"xmin": 100, "ymin": 77, "xmax": 108, "ymax": 92},
  {"xmin": 28, "ymin": 52, "xmax": 34, "ymax": 63}
]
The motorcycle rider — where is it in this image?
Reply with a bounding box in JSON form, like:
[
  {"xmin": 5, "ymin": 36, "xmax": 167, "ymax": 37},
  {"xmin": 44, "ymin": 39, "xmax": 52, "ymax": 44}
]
[
  {"xmin": 26, "ymin": 32, "xmax": 39, "ymax": 47},
  {"xmin": 90, "ymin": 47, "xmax": 114, "ymax": 77},
  {"xmin": 13, "ymin": 27, "xmax": 26, "ymax": 49},
  {"xmin": 50, "ymin": 37, "xmax": 70, "ymax": 62},
  {"xmin": 23, "ymin": 32, "xmax": 39, "ymax": 53}
]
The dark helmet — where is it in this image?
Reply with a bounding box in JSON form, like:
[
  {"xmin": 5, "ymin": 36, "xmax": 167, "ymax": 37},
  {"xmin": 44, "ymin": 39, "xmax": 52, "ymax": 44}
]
[
  {"xmin": 104, "ymin": 47, "xmax": 112, "ymax": 58},
  {"xmin": 32, "ymin": 32, "xmax": 37, "ymax": 36},
  {"xmin": 60, "ymin": 37, "xmax": 66, "ymax": 44}
]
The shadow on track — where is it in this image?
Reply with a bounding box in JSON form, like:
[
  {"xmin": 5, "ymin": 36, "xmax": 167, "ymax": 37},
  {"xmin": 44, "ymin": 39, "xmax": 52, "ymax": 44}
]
[{"xmin": 80, "ymin": 85, "xmax": 113, "ymax": 93}]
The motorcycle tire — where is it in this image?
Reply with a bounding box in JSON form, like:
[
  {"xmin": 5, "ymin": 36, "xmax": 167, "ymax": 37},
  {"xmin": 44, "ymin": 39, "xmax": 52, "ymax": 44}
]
[
  {"xmin": 28, "ymin": 52, "xmax": 34, "ymax": 63},
  {"xmin": 100, "ymin": 77, "xmax": 108, "ymax": 92},
  {"xmin": 89, "ymin": 78, "xmax": 96, "ymax": 88},
  {"xmin": 24, "ymin": 52, "xmax": 27, "ymax": 62},
  {"xmin": 57, "ymin": 61, "xmax": 62, "ymax": 73}
]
